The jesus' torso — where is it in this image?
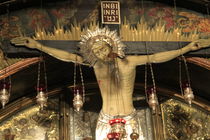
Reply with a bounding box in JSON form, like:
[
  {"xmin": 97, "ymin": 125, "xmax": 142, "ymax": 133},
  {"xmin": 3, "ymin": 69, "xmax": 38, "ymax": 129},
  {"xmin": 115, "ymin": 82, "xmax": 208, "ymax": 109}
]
[{"xmin": 93, "ymin": 58, "xmax": 136, "ymax": 116}]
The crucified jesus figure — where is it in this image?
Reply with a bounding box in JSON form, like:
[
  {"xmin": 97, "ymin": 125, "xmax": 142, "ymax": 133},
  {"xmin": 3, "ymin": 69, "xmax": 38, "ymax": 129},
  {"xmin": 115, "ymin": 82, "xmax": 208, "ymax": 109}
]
[{"xmin": 11, "ymin": 30, "xmax": 210, "ymax": 140}]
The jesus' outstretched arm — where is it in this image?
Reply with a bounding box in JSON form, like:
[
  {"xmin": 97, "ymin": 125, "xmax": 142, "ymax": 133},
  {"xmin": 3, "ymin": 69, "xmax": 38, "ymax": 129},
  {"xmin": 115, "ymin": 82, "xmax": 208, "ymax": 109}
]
[
  {"xmin": 11, "ymin": 37, "xmax": 84, "ymax": 64},
  {"xmin": 127, "ymin": 38, "xmax": 210, "ymax": 66}
]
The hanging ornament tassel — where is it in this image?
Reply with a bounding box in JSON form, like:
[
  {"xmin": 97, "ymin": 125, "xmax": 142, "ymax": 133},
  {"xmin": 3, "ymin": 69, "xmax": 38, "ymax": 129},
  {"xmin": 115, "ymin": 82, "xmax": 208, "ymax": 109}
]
[
  {"xmin": 0, "ymin": 81, "xmax": 10, "ymax": 109},
  {"xmin": 73, "ymin": 89, "xmax": 84, "ymax": 112},
  {"xmin": 147, "ymin": 87, "xmax": 159, "ymax": 112},
  {"xmin": 107, "ymin": 118, "xmax": 126, "ymax": 140}
]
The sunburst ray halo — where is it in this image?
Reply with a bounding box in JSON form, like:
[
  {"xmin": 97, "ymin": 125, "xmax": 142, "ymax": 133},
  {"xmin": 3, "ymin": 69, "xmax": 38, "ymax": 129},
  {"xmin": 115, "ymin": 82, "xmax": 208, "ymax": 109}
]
[{"xmin": 79, "ymin": 27, "xmax": 125, "ymax": 66}]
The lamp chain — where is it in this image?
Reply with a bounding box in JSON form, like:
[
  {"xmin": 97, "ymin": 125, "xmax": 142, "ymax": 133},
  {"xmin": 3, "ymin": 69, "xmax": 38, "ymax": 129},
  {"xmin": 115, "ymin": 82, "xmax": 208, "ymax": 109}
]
[
  {"xmin": 144, "ymin": 42, "xmax": 157, "ymax": 96},
  {"xmin": 79, "ymin": 65, "xmax": 85, "ymax": 102},
  {"xmin": 182, "ymin": 56, "xmax": 191, "ymax": 87},
  {"xmin": 43, "ymin": 58, "xmax": 48, "ymax": 92},
  {"xmin": 144, "ymin": 63, "xmax": 148, "ymax": 102},
  {"xmin": 37, "ymin": 60, "xmax": 41, "ymax": 89},
  {"xmin": 179, "ymin": 57, "xmax": 184, "ymax": 96},
  {"xmin": 73, "ymin": 62, "xmax": 77, "ymax": 95}
]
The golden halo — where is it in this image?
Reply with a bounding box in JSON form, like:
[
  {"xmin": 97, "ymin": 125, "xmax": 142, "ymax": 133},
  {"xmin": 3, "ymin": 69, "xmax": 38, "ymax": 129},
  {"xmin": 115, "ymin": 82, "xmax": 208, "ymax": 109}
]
[{"xmin": 79, "ymin": 27, "xmax": 125, "ymax": 66}]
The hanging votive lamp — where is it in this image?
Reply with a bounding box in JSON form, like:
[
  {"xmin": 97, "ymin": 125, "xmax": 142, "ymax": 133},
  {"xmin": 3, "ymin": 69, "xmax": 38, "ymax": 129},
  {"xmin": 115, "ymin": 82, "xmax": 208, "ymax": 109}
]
[
  {"xmin": 0, "ymin": 81, "xmax": 10, "ymax": 109},
  {"xmin": 107, "ymin": 118, "xmax": 126, "ymax": 140},
  {"xmin": 36, "ymin": 85, "xmax": 48, "ymax": 110},
  {"xmin": 147, "ymin": 87, "xmax": 159, "ymax": 112},
  {"xmin": 182, "ymin": 82, "xmax": 194, "ymax": 105},
  {"xmin": 73, "ymin": 89, "xmax": 84, "ymax": 112}
]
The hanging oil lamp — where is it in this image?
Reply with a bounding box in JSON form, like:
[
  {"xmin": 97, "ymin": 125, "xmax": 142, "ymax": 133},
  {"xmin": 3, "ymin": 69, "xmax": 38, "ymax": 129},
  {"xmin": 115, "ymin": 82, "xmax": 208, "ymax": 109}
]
[
  {"xmin": 179, "ymin": 55, "xmax": 194, "ymax": 105},
  {"xmin": 36, "ymin": 85, "xmax": 48, "ymax": 110},
  {"xmin": 147, "ymin": 87, "xmax": 159, "ymax": 112},
  {"xmin": 182, "ymin": 82, "xmax": 194, "ymax": 105},
  {"xmin": 73, "ymin": 89, "xmax": 84, "ymax": 112},
  {"xmin": 72, "ymin": 64, "xmax": 85, "ymax": 112},
  {"xmin": 107, "ymin": 118, "xmax": 126, "ymax": 140},
  {"xmin": 36, "ymin": 58, "xmax": 48, "ymax": 110},
  {"xmin": 0, "ymin": 81, "xmax": 10, "ymax": 109}
]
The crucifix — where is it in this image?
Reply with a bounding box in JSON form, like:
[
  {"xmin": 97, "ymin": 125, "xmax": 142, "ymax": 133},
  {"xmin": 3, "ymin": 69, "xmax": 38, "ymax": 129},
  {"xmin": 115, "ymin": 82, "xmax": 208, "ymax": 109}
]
[{"xmin": 11, "ymin": 27, "xmax": 210, "ymax": 139}]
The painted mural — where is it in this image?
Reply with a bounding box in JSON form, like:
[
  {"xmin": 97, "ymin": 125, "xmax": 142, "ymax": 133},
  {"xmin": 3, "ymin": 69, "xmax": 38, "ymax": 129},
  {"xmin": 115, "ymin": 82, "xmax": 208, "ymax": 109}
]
[{"xmin": 0, "ymin": 0, "xmax": 210, "ymax": 41}]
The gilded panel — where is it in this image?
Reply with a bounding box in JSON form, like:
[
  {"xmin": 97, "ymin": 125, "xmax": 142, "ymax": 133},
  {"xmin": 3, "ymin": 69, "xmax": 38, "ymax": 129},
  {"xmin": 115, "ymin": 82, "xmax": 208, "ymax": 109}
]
[
  {"xmin": 0, "ymin": 98, "xmax": 59, "ymax": 140},
  {"xmin": 161, "ymin": 99, "xmax": 210, "ymax": 140}
]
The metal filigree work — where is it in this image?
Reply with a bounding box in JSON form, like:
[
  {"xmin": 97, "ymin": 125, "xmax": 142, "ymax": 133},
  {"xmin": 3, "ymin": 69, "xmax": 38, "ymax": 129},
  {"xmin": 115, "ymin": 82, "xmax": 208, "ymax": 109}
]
[
  {"xmin": 79, "ymin": 27, "xmax": 125, "ymax": 65},
  {"xmin": 69, "ymin": 108, "xmax": 154, "ymax": 140},
  {"xmin": 0, "ymin": 98, "xmax": 59, "ymax": 140},
  {"xmin": 161, "ymin": 99, "xmax": 210, "ymax": 140}
]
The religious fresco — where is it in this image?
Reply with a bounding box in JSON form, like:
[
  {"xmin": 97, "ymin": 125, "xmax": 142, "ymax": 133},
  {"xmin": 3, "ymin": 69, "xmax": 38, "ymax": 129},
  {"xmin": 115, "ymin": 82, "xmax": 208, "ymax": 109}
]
[
  {"xmin": 161, "ymin": 99, "xmax": 210, "ymax": 140},
  {"xmin": 0, "ymin": 15, "xmax": 21, "ymax": 39},
  {"xmin": 0, "ymin": 98, "xmax": 59, "ymax": 140},
  {"xmin": 125, "ymin": 2, "xmax": 210, "ymax": 35},
  {"xmin": 0, "ymin": 0, "xmax": 210, "ymax": 41}
]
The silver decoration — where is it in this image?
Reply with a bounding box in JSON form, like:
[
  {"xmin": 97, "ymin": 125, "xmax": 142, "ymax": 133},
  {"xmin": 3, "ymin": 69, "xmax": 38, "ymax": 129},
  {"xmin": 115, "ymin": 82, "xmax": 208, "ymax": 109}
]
[
  {"xmin": 0, "ymin": 88, "xmax": 10, "ymax": 109},
  {"xmin": 36, "ymin": 90, "xmax": 48, "ymax": 110},
  {"xmin": 148, "ymin": 91, "xmax": 159, "ymax": 112},
  {"xmin": 79, "ymin": 27, "xmax": 125, "ymax": 66},
  {"xmin": 73, "ymin": 90, "xmax": 83, "ymax": 112},
  {"xmin": 69, "ymin": 108, "xmax": 153, "ymax": 140},
  {"xmin": 183, "ymin": 87, "xmax": 194, "ymax": 105}
]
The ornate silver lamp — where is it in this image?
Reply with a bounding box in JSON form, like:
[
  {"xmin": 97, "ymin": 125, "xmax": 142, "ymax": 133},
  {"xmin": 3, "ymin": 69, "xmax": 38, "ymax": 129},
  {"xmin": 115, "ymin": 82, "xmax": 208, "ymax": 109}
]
[
  {"xmin": 147, "ymin": 86, "xmax": 159, "ymax": 112},
  {"xmin": 179, "ymin": 56, "xmax": 194, "ymax": 105},
  {"xmin": 72, "ymin": 63, "xmax": 85, "ymax": 112},
  {"xmin": 73, "ymin": 89, "xmax": 84, "ymax": 112},
  {"xmin": 0, "ymin": 81, "xmax": 10, "ymax": 108}
]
